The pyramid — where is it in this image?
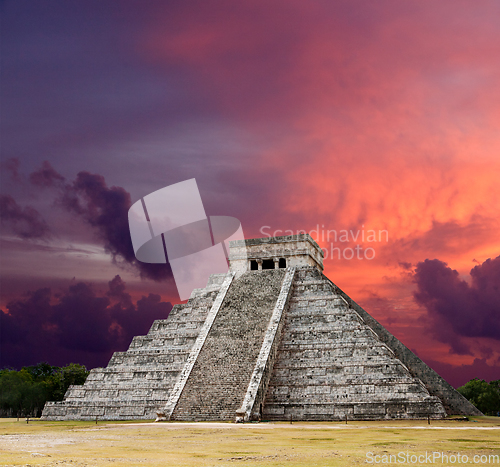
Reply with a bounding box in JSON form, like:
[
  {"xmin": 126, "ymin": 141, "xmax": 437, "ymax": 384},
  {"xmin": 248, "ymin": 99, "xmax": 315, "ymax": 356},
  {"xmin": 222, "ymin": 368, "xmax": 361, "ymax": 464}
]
[{"xmin": 42, "ymin": 234, "xmax": 481, "ymax": 421}]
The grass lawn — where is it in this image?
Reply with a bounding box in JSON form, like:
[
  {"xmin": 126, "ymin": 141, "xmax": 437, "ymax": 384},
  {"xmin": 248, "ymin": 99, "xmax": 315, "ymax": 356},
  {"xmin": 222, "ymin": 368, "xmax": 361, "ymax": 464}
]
[{"xmin": 0, "ymin": 417, "xmax": 499, "ymax": 466}]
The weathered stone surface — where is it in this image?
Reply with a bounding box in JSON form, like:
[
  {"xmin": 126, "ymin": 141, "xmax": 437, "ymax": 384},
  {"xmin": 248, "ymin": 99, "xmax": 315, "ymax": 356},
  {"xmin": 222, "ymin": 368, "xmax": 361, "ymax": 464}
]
[
  {"xmin": 333, "ymin": 283, "xmax": 482, "ymax": 416},
  {"xmin": 263, "ymin": 267, "xmax": 447, "ymax": 420},
  {"xmin": 230, "ymin": 233, "xmax": 323, "ymax": 277},
  {"xmin": 170, "ymin": 269, "xmax": 287, "ymax": 421},
  {"xmin": 42, "ymin": 234, "xmax": 481, "ymax": 421},
  {"xmin": 236, "ymin": 267, "xmax": 296, "ymax": 422}
]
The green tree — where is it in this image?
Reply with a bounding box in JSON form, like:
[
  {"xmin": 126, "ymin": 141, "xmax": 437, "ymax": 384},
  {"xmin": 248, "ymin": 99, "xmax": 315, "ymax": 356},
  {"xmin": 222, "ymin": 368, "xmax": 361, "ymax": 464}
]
[
  {"xmin": 0, "ymin": 368, "xmax": 48, "ymax": 417},
  {"xmin": 0, "ymin": 362, "xmax": 90, "ymax": 417},
  {"xmin": 55, "ymin": 363, "xmax": 89, "ymax": 400},
  {"xmin": 458, "ymin": 379, "xmax": 500, "ymax": 416},
  {"xmin": 24, "ymin": 362, "xmax": 60, "ymax": 380}
]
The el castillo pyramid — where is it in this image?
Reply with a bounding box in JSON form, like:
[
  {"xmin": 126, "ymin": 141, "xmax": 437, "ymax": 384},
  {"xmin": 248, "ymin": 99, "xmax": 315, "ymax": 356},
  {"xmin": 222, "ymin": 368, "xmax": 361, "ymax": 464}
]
[{"xmin": 42, "ymin": 234, "xmax": 481, "ymax": 421}]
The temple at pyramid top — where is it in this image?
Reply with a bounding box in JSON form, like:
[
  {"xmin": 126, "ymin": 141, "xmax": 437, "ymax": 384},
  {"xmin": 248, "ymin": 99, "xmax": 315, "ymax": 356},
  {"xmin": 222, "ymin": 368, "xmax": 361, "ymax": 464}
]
[{"xmin": 229, "ymin": 233, "xmax": 324, "ymax": 276}]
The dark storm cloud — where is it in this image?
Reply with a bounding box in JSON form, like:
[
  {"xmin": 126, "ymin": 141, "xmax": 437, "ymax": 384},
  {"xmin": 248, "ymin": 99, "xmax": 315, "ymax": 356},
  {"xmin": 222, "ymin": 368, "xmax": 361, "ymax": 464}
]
[
  {"xmin": 30, "ymin": 161, "xmax": 66, "ymax": 187},
  {"xmin": 0, "ymin": 194, "xmax": 51, "ymax": 239},
  {"xmin": 0, "ymin": 275, "xmax": 172, "ymax": 369},
  {"xmin": 61, "ymin": 171, "xmax": 172, "ymax": 281},
  {"xmin": 27, "ymin": 162, "xmax": 171, "ymax": 281},
  {"xmin": 413, "ymin": 256, "xmax": 500, "ymax": 354}
]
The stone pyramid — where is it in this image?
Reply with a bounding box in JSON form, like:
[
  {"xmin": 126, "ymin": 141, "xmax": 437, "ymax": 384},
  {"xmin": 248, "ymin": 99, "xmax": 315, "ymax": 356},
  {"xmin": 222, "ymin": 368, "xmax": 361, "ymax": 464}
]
[{"xmin": 42, "ymin": 234, "xmax": 481, "ymax": 421}]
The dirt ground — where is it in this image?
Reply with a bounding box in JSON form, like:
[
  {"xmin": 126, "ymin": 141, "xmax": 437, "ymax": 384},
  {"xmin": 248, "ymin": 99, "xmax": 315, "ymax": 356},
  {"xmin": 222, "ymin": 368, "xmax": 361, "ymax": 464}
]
[{"xmin": 1, "ymin": 417, "xmax": 499, "ymax": 466}]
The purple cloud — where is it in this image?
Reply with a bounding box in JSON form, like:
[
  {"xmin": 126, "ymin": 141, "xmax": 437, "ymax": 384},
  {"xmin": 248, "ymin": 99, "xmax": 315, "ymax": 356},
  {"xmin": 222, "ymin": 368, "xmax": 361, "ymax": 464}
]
[
  {"xmin": 62, "ymin": 171, "xmax": 172, "ymax": 281},
  {"xmin": 413, "ymin": 256, "xmax": 500, "ymax": 354},
  {"xmin": 28, "ymin": 162, "xmax": 172, "ymax": 282},
  {"xmin": 29, "ymin": 161, "xmax": 66, "ymax": 187},
  {"xmin": 0, "ymin": 194, "xmax": 51, "ymax": 239},
  {"xmin": 0, "ymin": 275, "xmax": 171, "ymax": 369}
]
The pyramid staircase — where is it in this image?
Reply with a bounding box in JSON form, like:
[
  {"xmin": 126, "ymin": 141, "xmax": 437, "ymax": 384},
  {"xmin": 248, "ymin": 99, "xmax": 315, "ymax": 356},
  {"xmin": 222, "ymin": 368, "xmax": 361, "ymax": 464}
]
[{"xmin": 170, "ymin": 269, "xmax": 287, "ymax": 420}]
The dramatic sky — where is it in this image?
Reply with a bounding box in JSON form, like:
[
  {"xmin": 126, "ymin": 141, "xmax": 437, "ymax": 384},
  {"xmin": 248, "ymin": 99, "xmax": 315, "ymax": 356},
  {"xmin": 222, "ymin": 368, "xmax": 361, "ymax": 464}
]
[{"xmin": 1, "ymin": 0, "xmax": 499, "ymax": 387}]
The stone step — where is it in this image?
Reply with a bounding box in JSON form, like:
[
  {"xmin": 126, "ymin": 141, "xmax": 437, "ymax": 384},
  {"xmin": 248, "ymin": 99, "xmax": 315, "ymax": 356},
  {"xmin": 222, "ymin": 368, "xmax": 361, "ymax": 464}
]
[
  {"xmin": 280, "ymin": 334, "xmax": 379, "ymax": 346},
  {"xmin": 263, "ymin": 399, "xmax": 446, "ymax": 420},
  {"xmin": 272, "ymin": 357, "xmax": 404, "ymax": 368},
  {"xmin": 146, "ymin": 321, "xmax": 207, "ymax": 334},
  {"xmin": 268, "ymin": 381, "xmax": 429, "ymax": 395},
  {"xmin": 269, "ymin": 374, "xmax": 419, "ymax": 386},
  {"xmin": 108, "ymin": 353, "xmax": 188, "ymax": 367},
  {"xmin": 285, "ymin": 305, "xmax": 351, "ymax": 315},
  {"xmin": 73, "ymin": 379, "xmax": 174, "ymax": 388},
  {"xmin": 110, "ymin": 347, "xmax": 190, "ymax": 357},
  {"xmin": 286, "ymin": 311, "xmax": 362, "ymax": 322},
  {"xmin": 275, "ymin": 345, "xmax": 394, "ymax": 359},
  {"xmin": 129, "ymin": 331, "xmax": 201, "ymax": 345},
  {"xmin": 281, "ymin": 322, "xmax": 366, "ymax": 333},
  {"xmin": 42, "ymin": 400, "xmax": 162, "ymax": 420},
  {"xmin": 91, "ymin": 366, "xmax": 182, "ymax": 375},
  {"xmin": 65, "ymin": 388, "xmax": 171, "ymax": 401}
]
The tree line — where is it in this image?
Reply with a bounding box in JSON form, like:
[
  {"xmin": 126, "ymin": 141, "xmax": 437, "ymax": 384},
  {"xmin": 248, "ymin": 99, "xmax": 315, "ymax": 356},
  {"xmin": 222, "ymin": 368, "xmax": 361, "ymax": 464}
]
[{"xmin": 0, "ymin": 362, "xmax": 89, "ymax": 418}]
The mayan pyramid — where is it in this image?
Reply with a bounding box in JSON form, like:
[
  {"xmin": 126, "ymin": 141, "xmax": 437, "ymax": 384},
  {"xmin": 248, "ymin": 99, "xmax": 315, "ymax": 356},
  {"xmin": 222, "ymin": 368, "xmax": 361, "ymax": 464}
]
[{"xmin": 42, "ymin": 234, "xmax": 481, "ymax": 421}]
